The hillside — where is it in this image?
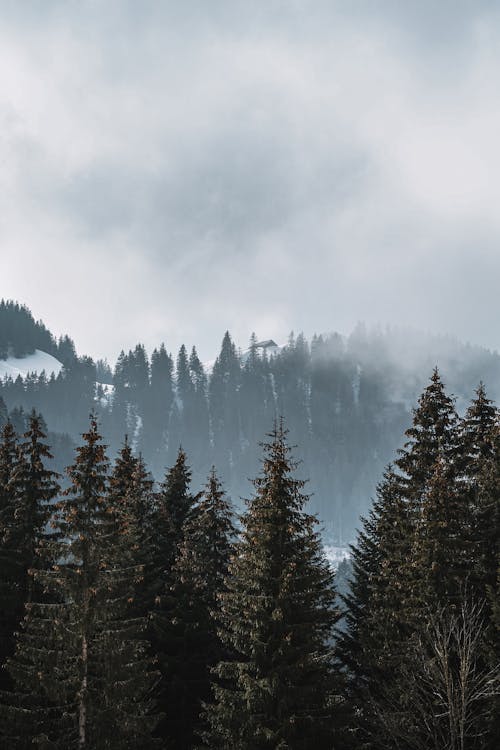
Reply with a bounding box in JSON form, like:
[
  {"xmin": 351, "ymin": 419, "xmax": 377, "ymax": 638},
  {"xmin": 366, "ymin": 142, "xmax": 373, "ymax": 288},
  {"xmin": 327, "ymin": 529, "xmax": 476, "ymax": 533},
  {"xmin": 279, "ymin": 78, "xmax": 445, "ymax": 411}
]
[
  {"xmin": 2, "ymin": 305, "xmax": 500, "ymax": 542},
  {"xmin": 0, "ymin": 349, "xmax": 64, "ymax": 380},
  {"xmin": 0, "ymin": 300, "xmax": 77, "ymax": 365}
]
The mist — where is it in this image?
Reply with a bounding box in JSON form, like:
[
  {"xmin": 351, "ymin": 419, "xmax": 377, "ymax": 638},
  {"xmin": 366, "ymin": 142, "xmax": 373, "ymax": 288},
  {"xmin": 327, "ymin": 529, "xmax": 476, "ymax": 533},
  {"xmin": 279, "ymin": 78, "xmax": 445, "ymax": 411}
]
[{"xmin": 0, "ymin": 1, "xmax": 499, "ymax": 361}]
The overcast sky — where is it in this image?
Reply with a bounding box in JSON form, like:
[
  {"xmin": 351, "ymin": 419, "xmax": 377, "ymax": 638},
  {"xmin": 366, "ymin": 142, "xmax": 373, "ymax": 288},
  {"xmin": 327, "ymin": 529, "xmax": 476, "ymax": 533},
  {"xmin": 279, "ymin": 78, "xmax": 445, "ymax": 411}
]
[{"xmin": 1, "ymin": 0, "xmax": 499, "ymax": 363}]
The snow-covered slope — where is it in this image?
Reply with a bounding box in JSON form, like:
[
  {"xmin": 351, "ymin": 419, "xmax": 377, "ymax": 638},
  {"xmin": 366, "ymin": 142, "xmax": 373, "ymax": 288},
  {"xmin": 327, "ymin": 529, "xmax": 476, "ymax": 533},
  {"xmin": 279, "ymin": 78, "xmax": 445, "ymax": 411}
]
[{"xmin": 0, "ymin": 349, "xmax": 64, "ymax": 380}]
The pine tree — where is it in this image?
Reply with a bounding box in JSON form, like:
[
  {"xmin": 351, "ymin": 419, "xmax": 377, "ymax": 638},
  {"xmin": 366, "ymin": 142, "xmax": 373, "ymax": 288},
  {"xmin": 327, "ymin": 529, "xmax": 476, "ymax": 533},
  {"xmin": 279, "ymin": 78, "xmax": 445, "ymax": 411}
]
[
  {"xmin": 340, "ymin": 372, "xmax": 466, "ymax": 748},
  {"xmin": 107, "ymin": 440, "xmax": 156, "ymax": 623},
  {"xmin": 150, "ymin": 447, "xmax": 198, "ymax": 744},
  {"xmin": 412, "ymin": 453, "xmax": 470, "ymax": 609},
  {"xmin": 0, "ymin": 421, "xmax": 20, "ymax": 689},
  {"xmin": 155, "ymin": 447, "xmax": 197, "ymax": 567},
  {"xmin": 458, "ymin": 384, "xmax": 498, "ymax": 603},
  {"xmin": 204, "ymin": 422, "xmax": 345, "ymax": 749},
  {"xmin": 0, "ymin": 397, "xmax": 7, "ymax": 428},
  {"xmin": 160, "ymin": 468, "xmax": 235, "ymax": 748},
  {"xmin": 0, "ymin": 412, "xmax": 59, "ymax": 688},
  {"xmin": 2, "ymin": 418, "xmax": 159, "ymax": 749},
  {"xmin": 240, "ymin": 334, "xmax": 275, "ymax": 467},
  {"xmin": 459, "ymin": 383, "xmax": 497, "ymax": 475},
  {"xmin": 10, "ymin": 411, "xmax": 61, "ymax": 586},
  {"xmin": 144, "ymin": 343, "xmax": 174, "ymax": 475},
  {"xmin": 397, "ymin": 368, "xmax": 458, "ymax": 499},
  {"xmin": 337, "ymin": 467, "xmax": 413, "ymax": 747},
  {"xmin": 177, "ymin": 344, "xmax": 194, "ymax": 410},
  {"xmin": 188, "ymin": 346, "xmax": 210, "ymax": 471},
  {"xmin": 387, "ymin": 370, "xmax": 460, "ymax": 632},
  {"xmin": 472, "ymin": 425, "xmax": 500, "ymax": 749},
  {"xmin": 209, "ymin": 332, "xmax": 242, "ymax": 483},
  {"xmin": 108, "ymin": 435, "xmax": 139, "ymax": 509},
  {"xmin": 110, "ymin": 350, "xmax": 131, "ymax": 447}
]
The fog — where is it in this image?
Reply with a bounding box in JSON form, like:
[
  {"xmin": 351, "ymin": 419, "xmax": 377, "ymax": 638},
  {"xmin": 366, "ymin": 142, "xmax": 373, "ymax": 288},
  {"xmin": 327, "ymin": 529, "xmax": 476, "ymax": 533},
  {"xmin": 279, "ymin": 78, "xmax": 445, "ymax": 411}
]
[{"xmin": 1, "ymin": 1, "xmax": 499, "ymax": 362}]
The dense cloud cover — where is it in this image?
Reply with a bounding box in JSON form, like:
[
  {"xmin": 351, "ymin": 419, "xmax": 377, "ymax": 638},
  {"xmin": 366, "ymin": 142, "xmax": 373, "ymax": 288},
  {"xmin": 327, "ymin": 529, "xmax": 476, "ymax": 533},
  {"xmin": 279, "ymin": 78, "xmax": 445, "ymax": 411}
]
[{"xmin": 1, "ymin": 1, "xmax": 499, "ymax": 361}]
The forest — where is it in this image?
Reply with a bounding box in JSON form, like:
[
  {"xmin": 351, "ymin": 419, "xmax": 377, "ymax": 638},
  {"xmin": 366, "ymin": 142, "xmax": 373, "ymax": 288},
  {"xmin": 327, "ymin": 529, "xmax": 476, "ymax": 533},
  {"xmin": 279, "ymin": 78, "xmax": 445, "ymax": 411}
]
[
  {"xmin": 2, "ymin": 0, "xmax": 497, "ymax": 746},
  {"xmin": 0, "ymin": 362, "xmax": 499, "ymax": 748},
  {"xmin": 3, "ymin": 300, "xmax": 500, "ymax": 542}
]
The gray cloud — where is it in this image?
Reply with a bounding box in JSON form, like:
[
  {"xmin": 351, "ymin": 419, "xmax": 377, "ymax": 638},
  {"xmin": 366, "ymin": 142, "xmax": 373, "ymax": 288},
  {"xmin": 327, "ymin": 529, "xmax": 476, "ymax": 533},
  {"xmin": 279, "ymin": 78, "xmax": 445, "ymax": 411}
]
[{"xmin": 1, "ymin": 1, "xmax": 500, "ymax": 363}]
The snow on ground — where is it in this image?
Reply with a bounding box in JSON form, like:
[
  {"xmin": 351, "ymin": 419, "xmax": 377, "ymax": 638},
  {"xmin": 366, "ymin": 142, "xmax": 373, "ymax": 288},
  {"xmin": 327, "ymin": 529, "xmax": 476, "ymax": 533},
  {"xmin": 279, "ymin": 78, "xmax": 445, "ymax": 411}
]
[
  {"xmin": 96, "ymin": 381, "xmax": 114, "ymax": 392},
  {"xmin": 132, "ymin": 414, "xmax": 143, "ymax": 453},
  {"xmin": 0, "ymin": 350, "xmax": 63, "ymax": 380},
  {"xmin": 96, "ymin": 382, "xmax": 115, "ymax": 406},
  {"xmin": 324, "ymin": 545, "xmax": 350, "ymax": 568}
]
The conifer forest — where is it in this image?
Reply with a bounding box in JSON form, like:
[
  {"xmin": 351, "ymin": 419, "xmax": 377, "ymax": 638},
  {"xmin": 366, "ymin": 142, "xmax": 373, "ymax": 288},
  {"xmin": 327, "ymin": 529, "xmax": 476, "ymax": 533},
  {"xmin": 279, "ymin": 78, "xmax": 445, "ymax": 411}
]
[
  {"xmin": 0, "ymin": 302, "xmax": 499, "ymax": 748},
  {"xmin": 2, "ymin": 2, "xmax": 500, "ymax": 747}
]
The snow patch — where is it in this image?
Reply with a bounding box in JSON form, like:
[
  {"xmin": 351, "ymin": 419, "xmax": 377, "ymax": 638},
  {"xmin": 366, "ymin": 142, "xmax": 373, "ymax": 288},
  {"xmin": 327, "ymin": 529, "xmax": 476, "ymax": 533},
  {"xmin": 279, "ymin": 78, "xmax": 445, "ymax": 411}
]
[
  {"xmin": 96, "ymin": 382, "xmax": 114, "ymax": 406},
  {"xmin": 323, "ymin": 545, "xmax": 350, "ymax": 568},
  {"xmin": 0, "ymin": 350, "xmax": 63, "ymax": 380}
]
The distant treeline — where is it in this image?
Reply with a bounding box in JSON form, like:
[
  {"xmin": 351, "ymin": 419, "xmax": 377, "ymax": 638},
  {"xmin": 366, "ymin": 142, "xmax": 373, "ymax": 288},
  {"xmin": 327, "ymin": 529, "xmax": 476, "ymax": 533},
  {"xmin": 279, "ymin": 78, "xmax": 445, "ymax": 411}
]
[{"xmin": 3, "ymin": 300, "xmax": 500, "ymax": 540}]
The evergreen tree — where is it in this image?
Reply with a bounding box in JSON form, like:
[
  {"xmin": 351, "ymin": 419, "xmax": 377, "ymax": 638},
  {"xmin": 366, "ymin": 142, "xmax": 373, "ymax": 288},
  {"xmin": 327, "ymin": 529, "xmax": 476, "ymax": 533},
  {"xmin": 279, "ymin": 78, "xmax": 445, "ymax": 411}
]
[
  {"xmin": 157, "ymin": 447, "xmax": 197, "ymax": 555},
  {"xmin": 107, "ymin": 439, "xmax": 156, "ymax": 623},
  {"xmin": 337, "ymin": 467, "xmax": 412, "ymax": 747},
  {"xmin": 0, "ymin": 397, "xmax": 7, "ymax": 429},
  {"xmin": 458, "ymin": 384, "xmax": 498, "ymax": 603},
  {"xmin": 459, "ymin": 383, "xmax": 497, "ymax": 475},
  {"xmin": 126, "ymin": 454, "xmax": 156, "ymax": 622},
  {"xmin": 0, "ymin": 300, "xmax": 56, "ymax": 359},
  {"xmin": 0, "ymin": 411, "xmax": 59, "ymax": 628},
  {"xmin": 130, "ymin": 344, "xmax": 150, "ymax": 404},
  {"xmin": 2, "ymin": 418, "xmax": 159, "ymax": 749},
  {"xmin": 273, "ymin": 333, "xmax": 310, "ymax": 488},
  {"xmin": 176, "ymin": 344, "xmax": 194, "ymax": 410},
  {"xmin": 458, "ymin": 387, "xmax": 500, "ymax": 609},
  {"xmin": 397, "ymin": 367, "xmax": 458, "ymax": 500},
  {"xmin": 388, "ymin": 369, "xmax": 460, "ymax": 632},
  {"xmin": 188, "ymin": 346, "xmax": 210, "ymax": 472},
  {"xmin": 145, "ymin": 343, "xmax": 174, "ymax": 474},
  {"xmin": 56, "ymin": 334, "xmax": 77, "ymax": 367},
  {"xmin": 110, "ymin": 350, "xmax": 131, "ymax": 447},
  {"xmin": 150, "ymin": 447, "xmax": 198, "ymax": 744},
  {"xmin": 108, "ymin": 435, "xmax": 139, "ymax": 507},
  {"xmin": 340, "ymin": 372, "xmax": 465, "ymax": 747},
  {"xmin": 204, "ymin": 422, "xmax": 345, "ymax": 749},
  {"xmin": 0, "ymin": 421, "xmax": 20, "ymax": 689},
  {"xmin": 171, "ymin": 344, "xmax": 199, "ymax": 464},
  {"xmin": 161, "ymin": 468, "xmax": 235, "ymax": 749},
  {"xmin": 209, "ymin": 332, "xmax": 241, "ymax": 483},
  {"xmin": 412, "ymin": 453, "xmax": 470, "ymax": 609},
  {"xmin": 239, "ymin": 334, "xmax": 275, "ymax": 470}
]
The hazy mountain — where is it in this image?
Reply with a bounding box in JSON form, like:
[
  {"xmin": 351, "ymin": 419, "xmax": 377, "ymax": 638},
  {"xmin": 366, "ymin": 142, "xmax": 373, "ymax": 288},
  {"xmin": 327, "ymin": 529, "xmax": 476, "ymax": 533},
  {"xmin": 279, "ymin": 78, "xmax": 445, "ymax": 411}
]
[{"xmin": 2, "ymin": 300, "xmax": 500, "ymax": 542}]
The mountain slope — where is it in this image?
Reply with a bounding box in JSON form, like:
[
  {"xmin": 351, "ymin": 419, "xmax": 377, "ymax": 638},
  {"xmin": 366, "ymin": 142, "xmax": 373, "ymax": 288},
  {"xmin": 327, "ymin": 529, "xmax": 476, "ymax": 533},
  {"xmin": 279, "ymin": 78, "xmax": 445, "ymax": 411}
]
[{"xmin": 0, "ymin": 350, "xmax": 64, "ymax": 380}]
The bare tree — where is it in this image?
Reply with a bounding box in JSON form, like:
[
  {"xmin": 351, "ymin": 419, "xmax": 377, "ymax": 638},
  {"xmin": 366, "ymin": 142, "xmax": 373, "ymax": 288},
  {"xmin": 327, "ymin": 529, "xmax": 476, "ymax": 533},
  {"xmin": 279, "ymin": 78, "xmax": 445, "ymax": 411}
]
[{"xmin": 373, "ymin": 599, "xmax": 500, "ymax": 750}]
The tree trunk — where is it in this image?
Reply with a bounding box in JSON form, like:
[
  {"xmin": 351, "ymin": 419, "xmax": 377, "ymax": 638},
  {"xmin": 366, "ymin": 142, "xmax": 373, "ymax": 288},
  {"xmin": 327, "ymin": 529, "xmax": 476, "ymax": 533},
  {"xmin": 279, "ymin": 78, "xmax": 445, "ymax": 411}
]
[{"xmin": 79, "ymin": 634, "xmax": 88, "ymax": 749}]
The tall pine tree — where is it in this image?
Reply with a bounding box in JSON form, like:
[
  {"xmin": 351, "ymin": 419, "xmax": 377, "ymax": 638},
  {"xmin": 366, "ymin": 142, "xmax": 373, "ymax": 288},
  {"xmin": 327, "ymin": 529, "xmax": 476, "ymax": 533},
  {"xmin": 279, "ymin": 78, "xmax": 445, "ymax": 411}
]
[
  {"xmin": 161, "ymin": 468, "xmax": 235, "ymax": 748},
  {"xmin": 204, "ymin": 422, "xmax": 346, "ymax": 749},
  {"xmin": 150, "ymin": 447, "xmax": 198, "ymax": 744},
  {"xmin": 0, "ymin": 413, "xmax": 59, "ymax": 694},
  {"xmin": 0, "ymin": 421, "xmax": 20, "ymax": 690}
]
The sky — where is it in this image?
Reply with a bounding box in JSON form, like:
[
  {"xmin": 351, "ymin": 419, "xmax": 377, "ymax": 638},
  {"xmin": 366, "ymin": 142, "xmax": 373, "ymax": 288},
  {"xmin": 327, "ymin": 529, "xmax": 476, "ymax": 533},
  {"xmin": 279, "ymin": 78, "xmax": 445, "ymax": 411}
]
[{"xmin": 1, "ymin": 0, "xmax": 500, "ymax": 364}]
